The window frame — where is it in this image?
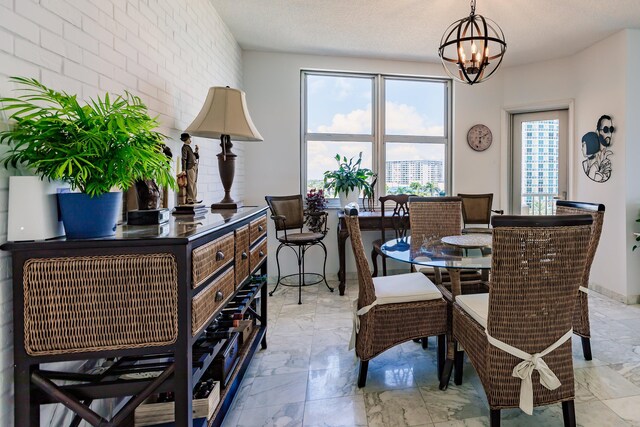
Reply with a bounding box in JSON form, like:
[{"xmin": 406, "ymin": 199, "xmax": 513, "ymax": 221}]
[{"xmin": 300, "ymin": 70, "xmax": 452, "ymax": 205}]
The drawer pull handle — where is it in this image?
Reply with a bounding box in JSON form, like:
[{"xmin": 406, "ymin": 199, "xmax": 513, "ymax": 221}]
[
  {"xmin": 216, "ymin": 251, "xmax": 225, "ymax": 261},
  {"xmin": 242, "ymin": 252, "xmax": 248, "ymax": 260},
  {"xmin": 258, "ymin": 225, "xmax": 264, "ymax": 232},
  {"xmin": 215, "ymin": 291, "xmax": 224, "ymax": 302},
  {"xmin": 259, "ymin": 251, "xmax": 265, "ymax": 257}
]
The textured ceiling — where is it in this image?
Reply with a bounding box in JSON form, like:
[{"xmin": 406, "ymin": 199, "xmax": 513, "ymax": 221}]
[{"xmin": 210, "ymin": 0, "xmax": 640, "ymax": 66}]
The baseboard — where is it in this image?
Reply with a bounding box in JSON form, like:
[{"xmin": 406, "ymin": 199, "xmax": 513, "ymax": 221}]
[
  {"xmin": 267, "ymin": 274, "xmax": 640, "ymax": 304},
  {"xmin": 589, "ymin": 283, "xmax": 640, "ymax": 305}
]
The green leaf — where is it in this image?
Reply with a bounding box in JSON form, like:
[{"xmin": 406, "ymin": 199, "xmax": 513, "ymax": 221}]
[{"xmin": 0, "ymin": 77, "xmax": 176, "ymax": 195}]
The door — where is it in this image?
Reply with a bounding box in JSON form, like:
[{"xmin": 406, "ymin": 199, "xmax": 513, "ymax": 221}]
[{"xmin": 511, "ymin": 110, "xmax": 568, "ymax": 214}]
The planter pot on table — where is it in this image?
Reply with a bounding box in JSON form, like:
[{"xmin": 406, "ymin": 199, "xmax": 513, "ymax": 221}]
[
  {"xmin": 58, "ymin": 192, "xmax": 122, "ymax": 239},
  {"xmin": 338, "ymin": 191, "xmax": 360, "ymax": 209}
]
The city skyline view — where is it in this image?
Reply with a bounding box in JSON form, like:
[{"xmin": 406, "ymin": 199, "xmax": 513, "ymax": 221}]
[{"xmin": 520, "ymin": 119, "xmax": 560, "ymax": 214}]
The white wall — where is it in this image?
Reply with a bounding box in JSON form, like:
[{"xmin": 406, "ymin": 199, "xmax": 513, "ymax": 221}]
[
  {"xmin": 502, "ymin": 30, "xmax": 636, "ymax": 301},
  {"xmin": 243, "ymin": 51, "xmax": 505, "ymax": 283},
  {"xmin": 0, "ymin": 0, "xmax": 243, "ymax": 425},
  {"xmin": 625, "ymin": 29, "xmax": 640, "ymax": 298},
  {"xmin": 244, "ymin": 30, "xmax": 640, "ymax": 303}
]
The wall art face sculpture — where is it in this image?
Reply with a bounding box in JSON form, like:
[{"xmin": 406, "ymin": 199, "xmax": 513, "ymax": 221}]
[{"xmin": 581, "ymin": 115, "xmax": 614, "ymax": 183}]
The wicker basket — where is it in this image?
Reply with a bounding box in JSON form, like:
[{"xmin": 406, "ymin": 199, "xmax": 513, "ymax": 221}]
[
  {"xmin": 249, "ymin": 214, "xmax": 267, "ymax": 244},
  {"xmin": 235, "ymin": 225, "xmax": 250, "ymax": 287},
  {"xmin": 192, "ymin": 268, "xmax": 235, "ymax": 335},
  {"xmin": 192, "ymin": 232, "xmax": 235, "ymax": 289},
  {"xmin": 23, "ymin": 254, "xmax": 178, "ymax": 356}
]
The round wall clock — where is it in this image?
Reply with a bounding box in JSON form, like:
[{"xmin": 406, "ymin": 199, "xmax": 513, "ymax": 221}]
[{"xmin": 467, "ymin": 124, "xmax": 492, "ymax": 151}]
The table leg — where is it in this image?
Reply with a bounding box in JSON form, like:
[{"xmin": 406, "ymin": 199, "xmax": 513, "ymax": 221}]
[
  {"xmin": 439, "ymin": 269, "xmax": 462, "ymax": 390},
  {"xmin": 337, "ymin": 228, "xmax": 347, "ymax": 295},
  {"xmin": 481, "ymin": 269, "xmax": 489, "ymax": 282}
]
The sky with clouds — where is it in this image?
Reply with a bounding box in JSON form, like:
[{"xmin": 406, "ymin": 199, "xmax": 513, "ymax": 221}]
[{"xmin": 306, "ymin": 75, "xmax": 446, "ymax": 182}]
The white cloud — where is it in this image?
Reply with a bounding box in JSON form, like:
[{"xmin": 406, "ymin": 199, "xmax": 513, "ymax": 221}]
[
  {"xmin": 316, "ymin": 106, "xmax": 371, "ymax": 133},
  {"xmin": 307, "ymin": 141, "xmax": 372, "ymax": 181},
  {"xmin": 313, "ymin": 102, "xmax": 443, "ymax": 136},
  {"xmin": 385, "ymin": 102, "xmax": 444, "ymax": 136}
]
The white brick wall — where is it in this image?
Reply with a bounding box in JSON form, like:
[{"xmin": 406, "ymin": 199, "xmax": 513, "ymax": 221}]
[{"xmin": 0, "ymin": 0, "xmax": 244, "ymax": 425}]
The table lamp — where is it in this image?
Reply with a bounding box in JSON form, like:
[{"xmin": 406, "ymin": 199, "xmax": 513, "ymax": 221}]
[{"xmin": 185, "ymin": 86, "xmax": 263, "ymax": 209}]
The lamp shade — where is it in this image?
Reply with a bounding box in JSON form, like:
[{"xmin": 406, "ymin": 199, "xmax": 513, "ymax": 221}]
[{"xmin": 185, "ymin": 86, "xmax": 263, "ymax": 141}]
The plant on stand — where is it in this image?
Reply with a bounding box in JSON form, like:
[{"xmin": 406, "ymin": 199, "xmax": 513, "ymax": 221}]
[
  {"xmin": 304, "ymin": 188, "xmax": 328, "ymax": 233},
  {"xmin": 0, "ymin": 77, "xmax": 175, "ymax": 238},
  {"xmin": 323, "ymin": 152, "xmax": 376, "ymax": 208}
]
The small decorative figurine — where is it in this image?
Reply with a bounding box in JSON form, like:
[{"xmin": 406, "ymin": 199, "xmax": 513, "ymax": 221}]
[{"xmin": 177, "ymin": 132, "xmax": 200, "ymax": 204}]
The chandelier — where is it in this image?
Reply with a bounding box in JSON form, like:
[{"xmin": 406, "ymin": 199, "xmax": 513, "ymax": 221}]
[{"xmin": 438, "ymin": 0, "xmax": 507, "ymax": 85}]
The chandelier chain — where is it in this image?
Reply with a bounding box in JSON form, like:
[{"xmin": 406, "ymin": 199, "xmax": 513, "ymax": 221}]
[{"xmin": 470, "ymin": 0, "xmax": 476, "ymax": 15}]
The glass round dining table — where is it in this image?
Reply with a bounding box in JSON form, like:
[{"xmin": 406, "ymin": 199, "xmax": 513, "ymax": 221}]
[
  {"xmin": 380, "ymin": 235, "xmax": 491, "ymax": 295},
  {"xmin": 380, "ymin": 235, "xmax": 492, "ymax": 389}
]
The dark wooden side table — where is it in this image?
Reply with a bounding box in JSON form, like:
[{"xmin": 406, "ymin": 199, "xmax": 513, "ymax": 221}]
[{"xmin": 336, "ymin": 210, "xmax": 409, "ymax": 295}]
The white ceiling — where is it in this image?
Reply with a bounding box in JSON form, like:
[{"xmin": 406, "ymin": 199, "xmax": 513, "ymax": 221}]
[{"xmin": 210, "ymin": 0, "xmax": 640, "ymax": 67}]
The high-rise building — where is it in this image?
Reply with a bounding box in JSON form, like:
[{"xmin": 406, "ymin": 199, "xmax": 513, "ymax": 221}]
[
  {"xmin": 521, "ymin": 120, "xmax": 559, "ymax": 210},
  {"xmin": 386, "ymin": 160, "xmax": 443, "ymax": 186}
]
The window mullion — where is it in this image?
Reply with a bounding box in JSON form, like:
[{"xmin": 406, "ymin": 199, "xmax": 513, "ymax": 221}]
[
  {"xmin": 375, "ymin": 75, "xmax": 383, "ymax": 202},
  {"xmin": 305, "ymin": 133, "xmax": 374, "ymax": 142}
]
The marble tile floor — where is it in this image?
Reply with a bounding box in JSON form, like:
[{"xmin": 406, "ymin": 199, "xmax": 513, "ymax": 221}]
[{"xmin": 222, "ymin": 280, "xmax": 640, "ymax": 427}]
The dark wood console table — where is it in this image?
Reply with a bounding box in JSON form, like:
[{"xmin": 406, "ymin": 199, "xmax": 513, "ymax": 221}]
[
  {"xmin": 2, "ymin": 206, "xmax": 269, "ymax": 427},
  {"xmin": 336, "ymin": 210, "xmax": 408, "ymax": 295}
]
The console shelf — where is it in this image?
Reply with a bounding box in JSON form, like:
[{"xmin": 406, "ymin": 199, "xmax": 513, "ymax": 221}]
[{"xmin": 2, "ymin": 206, "xmax": 269, "ymax": 427}]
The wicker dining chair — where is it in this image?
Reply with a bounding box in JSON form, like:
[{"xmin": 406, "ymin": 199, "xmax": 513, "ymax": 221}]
[
  {"xmin": 555, "ymin": 200, "xmax": 605, "ymax": 361},
  {"xmin": 458, "ymin": 193, "xmax": 504, "ymax": 234},
  {"xmin": 408, "ymin": 197, "xmax": 484, "ymax": 286},
  {"xmin": 371, "ymin": 194, "xmax": 412, "ymax": 277},
  {"xmin": 265, "ymin": 195, "xmax": 334, "ymax": 304},
  {"xmin": 452, "ymin": 215, "xmax": 593, "ymax": 427},
  {"xmin": 344, "ymin": 206, "xmax": 447, "ymax": 387}
]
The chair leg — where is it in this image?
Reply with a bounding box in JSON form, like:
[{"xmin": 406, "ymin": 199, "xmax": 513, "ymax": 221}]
[
  {"xmin": 581, "ymin": 336, "xmax": 592, "ymax": 361},
  {"xmin": 269, "ymin": 243, "xmax": 285, "ymax": 296},
  {"xmin": 490, "ymin": 409, "xmax": 501, "ymax": 427},
  {"xmin": 562, "ymin": 400, "xmax": 576, "ymax": 427},
  {"xmin": 439, "ymin": 359, "xmax": 454, "ymax": 390},
  {"xmin": 297, "ymin": 246, "xmax": 303, "ymax": 304},
  {"xmin": 382, "ymin": 256, "xmax": 387, "ymax": 276},
  {"xmin": 371, "ymin": 248, "xmax": 379, "ymax": 277},
  {"xmin": 422, "ymin": 337, "xmax": 429, "ymax": 349},
  {"xmin": 437, "ymin": 334, "xmax": 445, "ymax": 379},
  {"xmin": 319, "ymin": 241, "xmax": 333, "ymax": 292},
  {"xmin": 454, "ymin": 346, "xmax": 464, "ymax": 385},
  {"xmin": 357, "ymin": 360, "xmax": 369, "ymax": 388}
]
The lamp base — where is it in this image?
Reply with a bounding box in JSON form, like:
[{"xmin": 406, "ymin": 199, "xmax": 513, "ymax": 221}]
[{"xmin": 211, "ymin": 201, "xmax": 243, "ymax": 210}]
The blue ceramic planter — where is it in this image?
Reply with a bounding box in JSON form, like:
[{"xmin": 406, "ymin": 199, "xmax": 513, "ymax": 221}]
[{"xmin": 58, "ymin": 192, "xmax": 122, "ymax": 239}]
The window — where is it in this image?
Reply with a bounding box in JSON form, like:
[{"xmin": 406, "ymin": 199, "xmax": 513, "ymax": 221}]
[{"xmin": 302, "ymin": 71, "xmax": 451, "ymax": 201}]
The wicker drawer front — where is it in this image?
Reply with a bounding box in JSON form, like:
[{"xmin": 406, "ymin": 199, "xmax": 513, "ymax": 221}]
[
  {"xmin": 192, "ymin": 268, "xmax": 235, "ymax": 335},
  {"xmin": 192, "ymin": 232, "xmax": 234, "ymax": 289},
  {"xmin": 249, "ymin": 214, "xmax": 267, "ymax": 245},
  {"xmin": 235, "ymin": 225, "xmax": 250, "ymax": 287},
  {"xmin": 23, "ymin": 254, "xmax": 178, "ymax": 356},
  {"xmin": 250, "ymin": 238, "xmax": 268, "ymax": 272}
]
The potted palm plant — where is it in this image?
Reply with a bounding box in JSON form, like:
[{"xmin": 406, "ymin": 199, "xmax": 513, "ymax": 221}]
[
  {"xmin": 0, "ymin": 77, "xmax": 175, "ymax": 239},
  {"xmin": 323, "ymin": 152, "xmax": 376, "ymax": 208}
]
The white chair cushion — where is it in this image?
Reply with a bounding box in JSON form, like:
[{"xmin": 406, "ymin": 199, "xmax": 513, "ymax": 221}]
[
  {"xmin": 456, "ymin": 293, "xmax": 489, "ymax": 328},
  {"xmin": 372, "ymin": 272, "xmax": 442, "ymax": 305}
]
